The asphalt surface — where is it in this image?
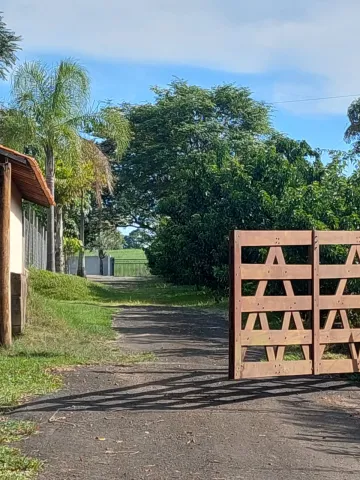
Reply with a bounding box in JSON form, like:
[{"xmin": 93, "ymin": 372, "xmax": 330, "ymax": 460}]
[{"xmin": 11, "ymin": 285, "xmax": 360, "ymax": 479}]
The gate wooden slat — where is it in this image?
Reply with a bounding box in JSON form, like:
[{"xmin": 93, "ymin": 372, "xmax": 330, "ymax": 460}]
[
  {"xmin": 319, "ymin": 359, "xmax": 360, "ymax": 374},
  {"xmin": 241, "ymin": 264, "xmax": 311, "ymax": 280},
  {"xmin": 228, "ymin": 231, "xmax": 242, "ymax": 380},
  {"xmin": 241, "ymin": 296, "xmax": 312, "ymax": 313},
  {"xmin": 319, "ymin": 296, "xmax": 360, "ymax": 310},
  {"xmin": 317, "ymin": 231, "xmax": 360, "ymax": 245},
  {"xmin": 241, "ymin": 360, "xmax": 313, "ymax": 378},
  {"xmin": 312, "ymin": 230, "xmax": 320, "ymax": 374},
  {"xmin": 319, "ymin": 265, "xmax": 360, "ymax": 279},
  {"xmin": 238, "ymin": 230, "xmax": 312, "ymax": 246},
  {"xmin": 320, "ymin": 329, "xmax": 360, "ymax": 343},
  {"xmin": 242, "ymin": 330, "xmax": 312, "ymax": 346}
]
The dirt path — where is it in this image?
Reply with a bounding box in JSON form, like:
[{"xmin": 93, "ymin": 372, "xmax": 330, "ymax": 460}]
[{"xmin": 11, "ymin": 291, "xmax": 360, "ymax": 479}]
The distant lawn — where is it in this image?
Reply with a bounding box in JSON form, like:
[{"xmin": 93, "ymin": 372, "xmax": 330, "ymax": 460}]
[{"xmin": 86, "ymin": 249, "xmax": 146, "ymax": 260}]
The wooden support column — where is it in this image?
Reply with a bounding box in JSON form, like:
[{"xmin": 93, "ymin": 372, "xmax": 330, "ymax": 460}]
[
  {"xmin": 0, "ymin": 160, "xmax": 12, "ymax": 346},
  {"xmin": 229, "ymin": 230, "xmax": 242, "ymax": 380},
  {"xmin": 312, "ymin": 230, "xmax": 320, "ymax": 374}
]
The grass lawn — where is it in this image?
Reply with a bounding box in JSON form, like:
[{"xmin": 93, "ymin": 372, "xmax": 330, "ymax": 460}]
[
  {"xmin": 0, "ymin": 270, "xmax": 157, "ymax": 410},
  {"xmin": 0, "ymin": 270, "xmax": 223, "ymax": 478},
  {"xmin": 85, "ymin": 249, "xmax": 146, "ymax": 260},
  {"xmin": 0, "ymin": 271, "xmax": 223, "ymax": 408}
]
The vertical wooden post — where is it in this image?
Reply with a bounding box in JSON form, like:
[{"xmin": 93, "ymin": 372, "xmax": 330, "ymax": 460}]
[
  {"xmin": 229, "ymin": 230, "xmax": 242, "ymax": 380},
  {"xmin": 312, "ymin": 230, "xmax": 320, "ymax": 375},
  {"xmin": 0, "ymin": 160, "xmax": 12, "ymax": 347}
]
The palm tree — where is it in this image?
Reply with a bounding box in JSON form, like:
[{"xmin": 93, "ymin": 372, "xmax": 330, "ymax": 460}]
[
  {"xmin": 0, "ymin": 60, "xmax": 90, "ymax": 271},
  {"xmin": 345, "ymin": 99, "xmax": 360, "ymax": 153},
  {"xmin": 63, "ymin": 139, "xmax": 114, "ymax": 277},
  {"xmin": 0, "ymin": 13, "xmax": 21, "ymax": 79},
  {"xmin": 0, "ymin": 62, "xmax": 131, "ymax": 272}
]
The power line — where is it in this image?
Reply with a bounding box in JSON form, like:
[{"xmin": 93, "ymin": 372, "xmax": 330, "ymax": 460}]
[{"xmin": 272, "ymin": 94, "xmax": 360, "ymax": 105}]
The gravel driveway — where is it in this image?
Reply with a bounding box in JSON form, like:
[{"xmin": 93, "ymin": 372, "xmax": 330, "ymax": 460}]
[{"xmin": 11, "ymin": 301, "xmax": 360, "ymax": 479}]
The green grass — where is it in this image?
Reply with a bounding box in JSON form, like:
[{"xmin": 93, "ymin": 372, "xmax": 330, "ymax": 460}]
[
  {"xmin": 0, "ymin": 270, "xmax": 156, "ymax": 409},
  {"xmin": 0, "ymin": 270, "xmax": 220, "ymax": 478},
  {"xmin": 29, "ymin": 270, "xmax": 224, "ymax": 308},
  {"xmin": 85, "ymin": 249, "xmax": 146, "ymax": 260},
  {"xmin": 1, "ymin": 271, "xmax": 220, "ymax": 409},
  {"xmin": 0, "ymin": 419, "xmax": 42, "ymax": 479}
]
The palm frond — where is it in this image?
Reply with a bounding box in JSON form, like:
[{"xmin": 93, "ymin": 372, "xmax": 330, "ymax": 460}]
[
  {"xmin": 89, "ymin": 106, "xmax": 131, "ymax": 158},
  {"xmin": 0, "ymin": 14, "xmax": 21, "ymax": 79},
  {"xmin": 345, "ymin": 98, "xmax": 360, "ymax": 143},
  {"xmin": 51, "ymin": 59, "xmax": 90, "ymax": 121},
  {"xmin": 81, "ymin": 139, "xmax": 113, "ymax": 204}
]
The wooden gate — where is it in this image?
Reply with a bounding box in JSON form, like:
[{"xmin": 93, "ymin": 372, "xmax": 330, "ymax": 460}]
[{"xmin": 229, "ymin": 230, "xmax": 360, "ymax": 380}]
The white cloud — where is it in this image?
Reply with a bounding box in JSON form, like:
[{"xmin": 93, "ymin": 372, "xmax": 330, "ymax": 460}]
[{"xmin": 3, "ymin": 0, "xmax": 360, "ymax": 114}]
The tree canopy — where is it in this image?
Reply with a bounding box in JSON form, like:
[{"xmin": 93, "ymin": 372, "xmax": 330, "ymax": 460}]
[
  {"xmin": 0, "ymin": 14, "xmax": 21, "ymax": 79},
  {"xmin": 106, "ymin": 80, "xmax": 360, "ymax": 291}
]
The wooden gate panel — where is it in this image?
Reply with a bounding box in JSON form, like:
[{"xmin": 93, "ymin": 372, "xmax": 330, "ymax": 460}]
[
  {"xmin": 229, "ymin": 230, "xmax": 313, "ymax": 380},
  {"xmin": 229, "ymin": 230, "xmax": 360, "ymax": 380}
]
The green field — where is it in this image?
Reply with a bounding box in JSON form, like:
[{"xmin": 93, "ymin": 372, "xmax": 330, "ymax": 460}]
[
  {"xmin": 86, "ymin": 249, "xmax": 146, "ymax": 260},
  {"xmin": 86, "ymin": 249, "xmax": 150, "ymax": 277}
]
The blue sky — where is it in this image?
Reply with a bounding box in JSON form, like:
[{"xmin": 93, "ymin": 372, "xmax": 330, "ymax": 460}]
[{"xmin": 1, "ymin": 0, "xmax": 358, "ymax": 153}]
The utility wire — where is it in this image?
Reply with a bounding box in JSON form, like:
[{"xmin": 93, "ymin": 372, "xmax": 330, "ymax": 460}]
[{"xmin": 272, "ymin": 94, "xmax": 360, "ymax": 104}]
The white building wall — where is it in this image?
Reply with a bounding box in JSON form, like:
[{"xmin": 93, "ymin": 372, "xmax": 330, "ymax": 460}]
[{"xmin": 10, "ymin": 182, "xmax": 23, "ymax": 274}]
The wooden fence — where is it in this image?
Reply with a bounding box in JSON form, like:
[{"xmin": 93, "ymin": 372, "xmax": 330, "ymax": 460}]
[
  {"xmin": 24, "ymin": 207, "xmax": 47, "ymax": 270},
  {"xmin": 229, "ymin": 230, "xmax": 360, "ymax": 380}
]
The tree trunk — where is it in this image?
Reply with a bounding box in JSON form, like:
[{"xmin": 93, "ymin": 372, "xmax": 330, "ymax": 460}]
[
  {"xmin": 77, "ymin": 195, "xmax": 86, "ymax": 277},
  {"xmin": 99, "ymin": 249, "xmax": 105, "ymax": 275},
  {"xmin": 45, "ymin": 147, "xmax": 55, "ymax": 272},
  {"xmin": 55, "ymin": 205, "xmax": 64, "ymax": 273}
]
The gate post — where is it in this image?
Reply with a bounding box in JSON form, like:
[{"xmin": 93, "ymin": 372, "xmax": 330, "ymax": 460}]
[
  {"xmin": 229, "ymin": 231, "xmax": 242, "ymax": 380},
  {"xmin": 312, "ymin": 230, "xmax": 320, "ymax": 375}
]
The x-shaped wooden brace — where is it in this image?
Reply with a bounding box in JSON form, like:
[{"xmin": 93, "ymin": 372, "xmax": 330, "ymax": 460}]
[
  {"xmin": 320, "ymin": 245, "xmax": 360, "ymax": 360},
  {"xmin": 243, "ymin": 246, "xmax": 310, "ymax": 361}
]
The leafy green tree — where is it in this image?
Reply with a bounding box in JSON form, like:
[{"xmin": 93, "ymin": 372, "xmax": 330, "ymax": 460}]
[
  {"xmin": 0, "ymin": 14, "xmax": 21, "ymax": 79},
  {"xmin": 0, "ymin": 63, "xmax": 130, "ymax": 272},
  {"xmin": 111, "ymin": 80, "xmax": 358, "ymax": 292},
  {"xmin": 0, "ymin": 60, "xmax": 90, "ymax": 271},
  {"xmin": 124, "ymin": 229, "xmax": 153, "ymax": 249}
]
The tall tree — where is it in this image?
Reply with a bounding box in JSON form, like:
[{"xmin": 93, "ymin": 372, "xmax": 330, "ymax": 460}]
[
  {"xmin": 0, "ymin": 14, "xmax": 21, "ymax": 79},
  {"xmin": 0, "ymin": 60, "xmax": 90, "ymax": 271},
  {"xmin": 112, "ymin": 81, "xmax": 357, "ymax": 291},
  {"xmin": 0, "ymin": 63, "xmax": 130, "ymax": 272}
]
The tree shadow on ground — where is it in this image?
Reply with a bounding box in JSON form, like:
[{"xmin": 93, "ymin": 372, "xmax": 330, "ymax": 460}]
[
  {"xmin": 13, "ymin": 369, "xmax": 355, "ymax": 415},
  {"xmin": 280, "ymin": 396, "xmax": 360, "ymax": 458}
]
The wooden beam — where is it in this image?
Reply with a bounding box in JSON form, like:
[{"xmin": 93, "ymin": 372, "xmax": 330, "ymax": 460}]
[
  {"xmin": 240, "ymin": 360, "xmax": 313, "ymax": 378},
  {"xmin": 319, "ymin": 296, "xmax": 360, "ymax": 310},
  {"xmin": 312, "ymin": 230, "xmax": 320, "ymax": 374},
  {"xmin": 319, "ymin": 265, "xmax": 360, "ymax": 279},
  {"xmin": 238, "ymin": 230, "xmax": 312, "ymax": 247},
  {"xmin": 317, "ymin": 231, "xmax": 360, "ymax": 245},
  {"xmin": 0, "ymin": 160, "xmax": 11, "ymax": 346},
  {"xmin": 241, "ymin": 264, "xmax": 312, "ymax": 280},
  {"xmin": 319, "ymin": 359, "xmax": 360, "ymax": 374},
  {"xmin": 228, "ymin": 231, "xmax": 242, "ymax": 380},
  {"xmin": 241, "ymin": 330, "xmax": 312, "ymax": 346},
  {"xmin": 241, "ymin": 295, "xmax": 312, "ymax": 312},
  {"xmin": 320, "ymin": 329, "xmax": 360, "ymax": 344}
]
